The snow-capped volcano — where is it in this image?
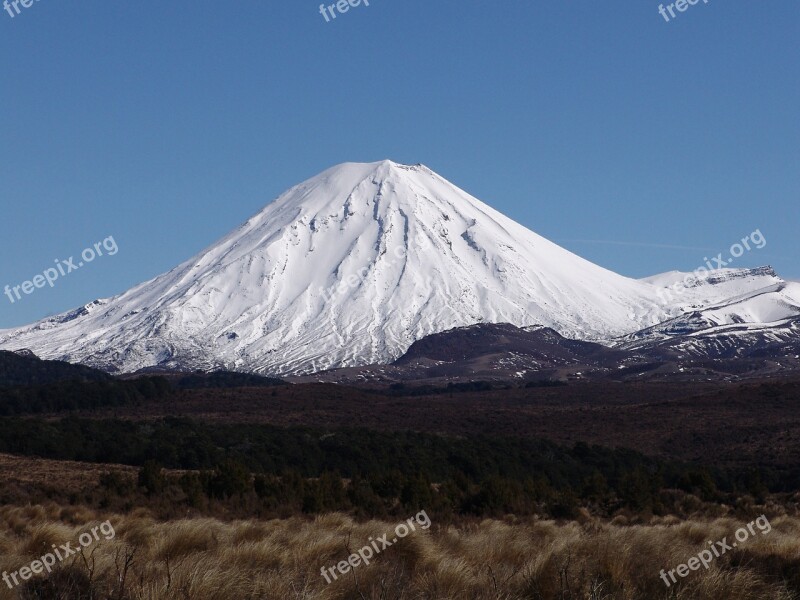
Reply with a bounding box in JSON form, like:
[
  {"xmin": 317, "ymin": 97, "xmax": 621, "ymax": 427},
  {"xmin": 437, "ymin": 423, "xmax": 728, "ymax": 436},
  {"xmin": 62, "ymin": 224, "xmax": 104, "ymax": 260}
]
[{"xmin": 0, "ymin": 161, "xmax": 791, "ymax": 374}]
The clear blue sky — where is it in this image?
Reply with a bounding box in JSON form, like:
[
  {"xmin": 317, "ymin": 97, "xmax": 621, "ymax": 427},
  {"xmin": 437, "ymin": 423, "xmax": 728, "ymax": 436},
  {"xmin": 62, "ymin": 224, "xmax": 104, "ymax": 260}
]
[{"xmin": 1, "ymin": 0, "xmax": 798, "ymax": 327}]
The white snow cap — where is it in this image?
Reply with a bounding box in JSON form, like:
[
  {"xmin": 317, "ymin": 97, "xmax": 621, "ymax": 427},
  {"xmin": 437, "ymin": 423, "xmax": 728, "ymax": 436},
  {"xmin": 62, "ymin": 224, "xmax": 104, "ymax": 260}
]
[{"xmin": 0, "ymin": 161, "xmax": 792, "ymax": 374}]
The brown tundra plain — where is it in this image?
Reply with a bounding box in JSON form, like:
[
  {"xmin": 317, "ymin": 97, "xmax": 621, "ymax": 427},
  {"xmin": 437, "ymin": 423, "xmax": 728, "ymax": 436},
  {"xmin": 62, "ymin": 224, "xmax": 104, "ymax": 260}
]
[{"xmin": 2, "ymin": 504, "xmax": 800, "ymax": 600}]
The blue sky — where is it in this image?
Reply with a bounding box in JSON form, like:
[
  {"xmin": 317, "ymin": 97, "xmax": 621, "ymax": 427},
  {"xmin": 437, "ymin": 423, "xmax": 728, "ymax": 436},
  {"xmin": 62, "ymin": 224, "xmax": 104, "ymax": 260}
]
[{"xmin": 1, "ymin": 0, "xmax": 798, "ymax": 327}]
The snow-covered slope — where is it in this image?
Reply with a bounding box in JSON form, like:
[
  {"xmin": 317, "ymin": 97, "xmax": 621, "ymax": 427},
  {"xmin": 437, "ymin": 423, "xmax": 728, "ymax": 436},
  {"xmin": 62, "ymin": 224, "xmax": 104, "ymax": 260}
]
[
  {"xmin": 0, "ymin": 160, "xmax": 673, "ymax": 375},
  {"xmin": 641, "ymin": 266, "xmax": 783, "ymax": 308},
  {"xmin": 620, "ymin": 271, "xmax": 800, "ymax": 361},
  {"xmin": 621, "ymin": 279, "xmax": 800, "ymax": 351},
  {"xmin": 0, "ymin": 160, "xmax": 794, "ymax": 375}
]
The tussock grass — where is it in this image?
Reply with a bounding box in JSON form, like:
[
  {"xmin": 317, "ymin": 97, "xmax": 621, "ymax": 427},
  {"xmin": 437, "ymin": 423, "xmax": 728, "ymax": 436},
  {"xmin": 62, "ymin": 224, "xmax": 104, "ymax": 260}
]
[{"xmin": 0, "ymin": 505, "xmax": 799, "ymax": 599}]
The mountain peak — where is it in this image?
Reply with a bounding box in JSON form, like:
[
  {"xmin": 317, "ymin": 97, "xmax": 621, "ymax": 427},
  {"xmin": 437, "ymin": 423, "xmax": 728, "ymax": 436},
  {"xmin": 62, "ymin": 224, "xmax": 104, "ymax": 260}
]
[
  {"xmin": 260, "ymin": 160, "xmax": 429, "ymax": 218},
  {"xmin": 2, "ymin": 162, "xmax": 795, "ymax": 375}
]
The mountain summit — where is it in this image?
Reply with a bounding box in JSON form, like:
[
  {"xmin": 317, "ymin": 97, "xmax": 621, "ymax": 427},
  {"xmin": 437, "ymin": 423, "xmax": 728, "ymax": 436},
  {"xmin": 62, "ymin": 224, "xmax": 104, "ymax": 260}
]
[{"xmin": 0, "ymin": 161, "xmax": 794, "ymax": 374}]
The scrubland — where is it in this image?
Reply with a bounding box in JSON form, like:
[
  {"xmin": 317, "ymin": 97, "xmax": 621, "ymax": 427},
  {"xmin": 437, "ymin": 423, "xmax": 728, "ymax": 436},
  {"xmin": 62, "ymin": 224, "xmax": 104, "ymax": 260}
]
[{"xmin": 2, "ymin": 504, "xmax": 800, "ymax": 600}]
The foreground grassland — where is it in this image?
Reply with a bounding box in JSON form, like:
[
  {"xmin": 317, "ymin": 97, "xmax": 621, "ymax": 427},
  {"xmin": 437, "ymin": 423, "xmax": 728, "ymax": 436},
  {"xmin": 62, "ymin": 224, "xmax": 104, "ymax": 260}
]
[{"xmin": 1, "ymin": 505, "xmax": 799, "ymax": 600}]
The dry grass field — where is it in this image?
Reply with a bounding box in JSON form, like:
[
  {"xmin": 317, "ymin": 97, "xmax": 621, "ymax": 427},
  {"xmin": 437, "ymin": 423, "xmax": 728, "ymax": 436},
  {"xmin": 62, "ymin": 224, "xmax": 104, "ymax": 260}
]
[
  {"xmin": 0, "ymin": 454, "xmax": 138, "ymax": 496},
  {"xmin": 1, "ymin": 504, "xmax": 800, "ymax": 600},
  {"xmin": 3, "ymin": 378, "xmax": 800, "ymax": 599}
]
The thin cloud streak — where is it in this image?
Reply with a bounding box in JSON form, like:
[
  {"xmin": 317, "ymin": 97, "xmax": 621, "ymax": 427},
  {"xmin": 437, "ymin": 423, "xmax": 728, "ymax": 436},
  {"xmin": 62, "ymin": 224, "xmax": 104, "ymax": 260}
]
[{"xmin": 556, "ymin": 239, "xmax": 718, "ymax": 252}]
